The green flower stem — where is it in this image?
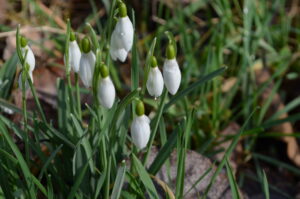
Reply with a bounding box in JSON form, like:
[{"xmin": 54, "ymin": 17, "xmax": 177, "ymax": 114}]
[
  {"xmin": 143, "ymin": 89, "xmax": 168, "ymax": 166},
  {"xmin": 75, "ymin": 73, "xmax": 82, "ymax": 120},
  {"xmin": 104, "ymin": 156, "xmax": 111, "ymax": 199},
  {"xmin": 21, "ymin": 65, "xmax": 29, "ymax": 164},
  {"xmin": 65, "ymin": 19, "xmax": 76, "ymax": 117},
  {"xmin": 28, "ymin": 77, "xmax": 47, "ymax": 123}
]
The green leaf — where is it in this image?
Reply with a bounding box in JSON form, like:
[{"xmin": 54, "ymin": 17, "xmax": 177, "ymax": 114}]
[
  {"xmin": 143, "ymin": 89, "xmax": 167, "ymax": 165},
  {"xmin": 70, "ymin": 114, "xmax": 95, "ymax": 173},
  {"xmin": 0, "ymin": 53, "xmax": 18, "ymax": 99},
  {"xmin": 132, "ymin": 154, "xmax": 159, "ymax": 199},
  {"xmin": 111, "ymin": 162, "xmax": 126, "ymax": 199},
  {"xmin": 67, "ymin": 162, "xmax": 89, "ymax": 199},
  {"xmin": 0, "ymin": 120, "xmax": 37, "ymax": 199},
  {"xmin": 202, "ymin": 107, "xmax": 258, "ymax": 198},
  {"xmin": 262, "ymin": 170, "xmax": 270, "ymax": 199},
  {"xmin": 148, "ymin": 121, "xmax": 178, "ymax": 175},
  {"xmin": 225, "ymin": 158, "xmax": 240, "ymax": 199},
  {"xmin": 164, "ymin": 67, "xmax": 226, "ymax": 111}
]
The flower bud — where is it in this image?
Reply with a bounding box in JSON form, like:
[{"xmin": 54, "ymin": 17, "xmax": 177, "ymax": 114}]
[
  {"xmin": 163, "ymin": 58, "xmax": 181, "ymax": 95},
  {"xmin": 79, "ymin": 37, "xmax": 95, "ymax": 88},
  {"xmin": 97, "ymin": 64, "xmax": 116, "ymax": 109},
  {"xmin": 131, "ymin": 101, "xmax": 150, "ymax": 149},
  {"xmin": 147, "ymin": 56, "xmax": 164, "ymax": 97},
  {"xmin": 20, "ymin": 36, "xmax": 35, "ymax": 72},
  {"xmin": 109, "ymin": 3, "xmax": 133, "ymax": 62},
  {"xmin": 64, "ymin": 32, "xmax": 81, "ymax": 72}
]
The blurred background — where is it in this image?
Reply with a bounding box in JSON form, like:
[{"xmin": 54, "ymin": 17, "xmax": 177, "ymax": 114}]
[{"xmin": 1, "ymin": 0, "xmax": 300, "ymax": 198}]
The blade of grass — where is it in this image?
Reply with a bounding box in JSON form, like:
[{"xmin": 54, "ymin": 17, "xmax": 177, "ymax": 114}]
[
  {"xmin": 164, "ymin": 67, "xmax": 226, "ymax": 111},
  {"xmin": 143, "ymin": 89, "xmax": 167, "ymax": 165},
  {"xmin": 67, "ymin": 162, "xmax": 89, "ymax": 199},
  {"xmin": 0, "ymin": 120, "xmax": 37, "ymax": 199},
  {"xmin": 111, "ymin": 161, "xmax": 126, "ymax": 199},
  {"xmin": 202, "ymin": 107, "xmax": 258, "ymax": 198},
  {"xmin": 70, "ymin": 114, "xmax": 95, "ymax": 173},
  {"xmin": 132, "ymin": 154, "xmax": 159, "ymax": 199},
  {"xmin": 225, "ymin": 158, "xmax": 240, "ymax": 199},
  {"xmin": 148, "ymin": 128, "xmax": 178, "ymax": 175},
  {"xmin": 262, "ymin": 170, "xmax": 270, "ymax": 199}
]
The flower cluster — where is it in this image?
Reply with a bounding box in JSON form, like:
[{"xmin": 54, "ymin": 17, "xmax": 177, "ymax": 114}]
[{"xmin": 18, "ymin": 0, "xmax": 182, "ymax": 151}]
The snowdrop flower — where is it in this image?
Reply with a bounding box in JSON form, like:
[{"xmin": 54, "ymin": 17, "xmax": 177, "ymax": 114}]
[
  {"xmin": 97, "ymin": 64, "xmax": 116, "ymax": 109},
  {"xmin": 131, "ymin": 100, "xmax": 151, "ymax": 150},
  {"xmin": 146, "ymin": 56, "xmax": 164, "ymax": 98},
  {"xmin": 79, "ymin": 37, "xmax": 95, "ymax": 88},
  {"xmin": 64, "ymin": 32, "xmax": 81, "ymax": 72},
  {"xmin": 20, "ymin": 36, "xmax": 35, "ymax": 72},
  {"xmin": 163, "ymin": 43, "xmax": 181, "ymax": 95},
  {"xmin": 109, "ymin": 1, "xmax": 134, "ymax": 62},
  {"xmin": 18, "ymin": 67, "xmax": 33, "ymax": 91}
]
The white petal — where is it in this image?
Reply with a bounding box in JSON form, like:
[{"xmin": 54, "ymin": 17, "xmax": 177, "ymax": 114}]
[
  {"xmin": 116, "ymin": 16, "xmax": 134, "ymax": 52},
  {"xmin": 115, "ymin": 48, "xmax": 128, "ymax": 62},
  {"xmin": 22, "ymin": 46, "xmax": 35, "ymax": 72},
  {"xmin": 98, "ymin": 77, "xmax": 116, "ymax": 109},
  {"xmin": 163, "ymin": 59, "xmax": 181, "ymax": 95},
  {"xmin": 67, "ymin": 41, "xmax": 81, "ymax": 72},
  {"xmin": 110, "ymin": 30, "xmax": 128, "ymax": 62},
  {"xmin": 109, "ymin": 16, "xmax": 133, "ymax": 62},
  {"xmin": 146, "ymin": 67, "xmax": 164, "ymax": 97},
  {"xmin": 18, "ymin": 71, "xmax": 33, "ymax": 90},
  {"xmin": 130, "ymin": 115, "xmax": 151, "ymax": 150},
  {"xmin": 79, "ymin": 51, "xmax": 95, "ymax": 88},
  {"xmin": 110, "ymin": 31, "xmax": 119, "ymax": 61}
]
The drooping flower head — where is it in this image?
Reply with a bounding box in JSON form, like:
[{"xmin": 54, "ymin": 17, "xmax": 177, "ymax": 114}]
[
  {"xmin": 109, "ymin": 0, "xmax": 134, "ymax": 62},
  {"xmin": 163, "ymin": 42, "xmax": 181, "ymax": 95},
  {"xmin": 79, "ymin": 36, "xmax": 95, "ymax": 88},
  {"xmin": 20, "ymin": 36, "xmax": 35, "ymax": 72},
  {"xmin": 146, "ymin": 56, "xmax": 164, "ymax": 98},
  {"xmin": 64, "ymin": 32, "xmax": 81, "ymax": 72},
  {"xmin": 130, "ymin": 100, "xmax": 151, "ymax": 150},
  {"xmin": 97, "ymin": 64, "xmax": 116, "ymax": 109}
]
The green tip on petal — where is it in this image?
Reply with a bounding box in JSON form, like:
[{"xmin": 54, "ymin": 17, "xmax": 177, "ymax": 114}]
[
  {"xmin": 81, "ymin": 37, "xmax": 91, "ymax": 53},
  {"xmin": 150, "ymin": 56, "xmax": 157, "ymax": 68},
  {"xmin": 166, "ymin": 43, "xmax": 176, "ymax": 60},
  {"xmin": 70, "ymin": 32, "xmax": 76, "ymax": 41},
  {"xmin": 20, "ymin": 36, "xmax": 27, "ymax": 48},
  {"xmin": 136, "ymin": 100, "xmax": 144, "ymax": 116},
  {"xmin": 100, "ymin": 64, "xmax": 109, "ymax": 78},
  {"xmin": 118, "ymin": 1, "xmax": 127, "ymax": 17}
]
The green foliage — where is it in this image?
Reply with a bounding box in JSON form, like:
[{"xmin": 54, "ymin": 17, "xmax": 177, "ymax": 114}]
[{"xmin": 0, "ymin": 0, "xmax": 299, "ymax": 198}]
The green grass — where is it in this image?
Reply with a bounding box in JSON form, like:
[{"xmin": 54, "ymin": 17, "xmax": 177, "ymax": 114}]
[{"xmin": 0, "ymin": 0, "xmax": 300, "ymax": 198}]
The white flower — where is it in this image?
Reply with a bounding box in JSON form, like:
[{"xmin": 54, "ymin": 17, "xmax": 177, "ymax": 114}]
[
  {"xmin": 98, "ymin": 77, "xmax": 116, "ymax": 109},
  {"xmin": 64, "ymin": 40, "xmax": 81, "ymax": 72},
  {"xmin": 131, "ymin": 115, "xmax": 151, "ymax": 150},
  {"xmin": 110, "ymin": 16, "xmax": 134, "ymax": 62},
  {"xmin": 18, "ymin": 71, "xmax": 33, "ymax": 90},
  {"xmin": 21, "ymin": 45, "xmax": 35, "ymax": 72},
  {"xmin": 163, "ymin": 58, "xmax": 181, "ymax": 95},
  {"xmin": 147, "ymin": 67, "xmax": 164, "ymax": 98},
  {"xmin": 79, "ymin": 51, "xmax": 95, "ymax": 88}
]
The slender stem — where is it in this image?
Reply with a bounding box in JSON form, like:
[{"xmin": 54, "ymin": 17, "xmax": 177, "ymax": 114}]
[
  {"xmin": 143, "ymin": 89, "xmax": 168, "ymax": 166},
  {"xmin": 28, "ymin": 79, "xmax": 47, "ymax": 123},
  {"xmin": 22, "ymin": 70, "xmax": 29, "ymax": 164},
  {"xmin": 104, "ymin": 156, "xmax": 111, "ymax": 199},
  {"xmin": 75, "ymin": 73, "xmax": 82, "ymax": 120}
]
